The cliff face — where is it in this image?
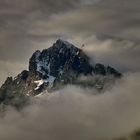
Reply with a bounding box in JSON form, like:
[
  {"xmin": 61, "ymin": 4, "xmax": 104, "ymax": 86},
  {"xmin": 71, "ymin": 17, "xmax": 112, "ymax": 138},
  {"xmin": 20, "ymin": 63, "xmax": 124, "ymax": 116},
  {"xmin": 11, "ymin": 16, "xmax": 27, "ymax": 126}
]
[{"xmin": 0, "ymin": 39, "xmax": 122, "ymax": 107}]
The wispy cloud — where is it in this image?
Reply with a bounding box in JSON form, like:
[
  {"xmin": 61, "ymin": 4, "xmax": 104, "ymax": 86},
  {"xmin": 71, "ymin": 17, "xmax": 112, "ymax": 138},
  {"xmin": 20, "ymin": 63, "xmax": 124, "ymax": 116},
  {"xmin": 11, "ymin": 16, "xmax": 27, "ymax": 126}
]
[{"xmin": 0, "ymin": 73, "xmax": 140, "ymax": 140}]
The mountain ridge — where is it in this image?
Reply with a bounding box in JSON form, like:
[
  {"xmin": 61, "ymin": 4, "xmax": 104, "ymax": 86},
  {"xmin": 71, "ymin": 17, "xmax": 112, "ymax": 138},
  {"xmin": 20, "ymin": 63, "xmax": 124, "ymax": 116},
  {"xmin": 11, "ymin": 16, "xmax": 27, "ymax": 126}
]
[{"xmin": 0, "ymin": 39, "xmax": 122, "ymax": 108}]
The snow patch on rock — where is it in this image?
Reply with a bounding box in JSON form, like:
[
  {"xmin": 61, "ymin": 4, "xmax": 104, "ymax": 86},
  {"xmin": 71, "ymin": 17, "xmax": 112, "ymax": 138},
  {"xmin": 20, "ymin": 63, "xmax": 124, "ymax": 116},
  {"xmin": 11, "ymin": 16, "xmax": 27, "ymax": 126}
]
[
  {"xmin": 34, "ymin": 75, "xmax": 56, "ymax": 90},
  {"xmin": 34, "ymin": 80, "xmax": 44, "ymax": 90}
]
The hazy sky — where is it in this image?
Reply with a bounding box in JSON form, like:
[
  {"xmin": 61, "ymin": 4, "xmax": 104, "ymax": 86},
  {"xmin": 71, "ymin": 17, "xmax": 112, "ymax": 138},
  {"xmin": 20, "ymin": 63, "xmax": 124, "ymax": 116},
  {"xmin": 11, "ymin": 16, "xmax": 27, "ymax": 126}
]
[{"xmin": 0, "ymin": 0, "xmax": 140, "ymax": 84}]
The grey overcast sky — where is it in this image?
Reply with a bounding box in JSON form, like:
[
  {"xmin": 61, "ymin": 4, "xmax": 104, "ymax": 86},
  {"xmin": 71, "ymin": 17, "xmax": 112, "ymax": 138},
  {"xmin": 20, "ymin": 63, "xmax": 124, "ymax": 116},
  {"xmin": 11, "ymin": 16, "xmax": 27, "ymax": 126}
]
[{"xmin": 0, "ymin": 0, "xmax": 140, "ymax": 85}]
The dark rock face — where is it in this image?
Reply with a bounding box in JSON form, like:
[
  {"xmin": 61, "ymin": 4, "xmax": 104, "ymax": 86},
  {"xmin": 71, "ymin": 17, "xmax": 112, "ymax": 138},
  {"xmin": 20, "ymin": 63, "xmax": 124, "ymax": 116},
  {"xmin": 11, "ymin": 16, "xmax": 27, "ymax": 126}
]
[
  {"xmin": 94, "ymin": 64, "xmax": 122, "ymax": 77},
  {"xmin": 29, "ymin": 39, "xmax": 93, "ymax": 77},
  {"xmin": 95, "ymin": 64, "xmax": 106, "ymax": 75},
  {"xmin": 0, "ymin": 39, "xmax": 122, "ymax": 107},
  {"xmin": 0, "ymin": 75, "xmax": 28, "ymax": 108},
  {"xmin": 107, "ymin": 66, "xmax": 122, "ymax": 77}
]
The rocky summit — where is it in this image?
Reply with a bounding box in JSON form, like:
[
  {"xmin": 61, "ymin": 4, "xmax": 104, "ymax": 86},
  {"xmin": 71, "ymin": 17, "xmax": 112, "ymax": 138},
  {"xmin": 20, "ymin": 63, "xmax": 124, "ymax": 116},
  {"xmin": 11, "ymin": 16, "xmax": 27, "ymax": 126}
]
[{"xmin": 0, "ymin": 39, "xmax": 121, "ymax": 108}]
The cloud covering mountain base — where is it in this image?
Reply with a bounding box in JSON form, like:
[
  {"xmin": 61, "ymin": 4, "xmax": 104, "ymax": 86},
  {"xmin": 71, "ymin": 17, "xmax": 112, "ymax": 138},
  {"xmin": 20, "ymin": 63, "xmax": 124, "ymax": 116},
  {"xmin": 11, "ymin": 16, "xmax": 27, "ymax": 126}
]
[{"xmin": 0, "ymin": 73, "xmax": 139, "ymax": 140}]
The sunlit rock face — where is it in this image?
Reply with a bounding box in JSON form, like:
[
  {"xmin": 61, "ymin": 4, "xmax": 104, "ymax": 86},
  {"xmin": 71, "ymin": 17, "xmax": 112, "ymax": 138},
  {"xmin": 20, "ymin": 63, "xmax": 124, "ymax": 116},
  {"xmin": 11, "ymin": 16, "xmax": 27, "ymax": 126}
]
[{"xmin": 0, "ymin": 39, "xmax": 121, "ymax": 107}]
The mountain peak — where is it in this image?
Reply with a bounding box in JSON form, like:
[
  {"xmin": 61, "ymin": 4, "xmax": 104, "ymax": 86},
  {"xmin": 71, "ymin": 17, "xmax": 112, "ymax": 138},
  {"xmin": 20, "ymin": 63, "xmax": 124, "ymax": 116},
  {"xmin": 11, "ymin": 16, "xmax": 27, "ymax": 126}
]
[
  {"xmin": 55, "ymin": 39, "xmax": 73, "ymax": 46},
  {"xmin": 29, "ymin": 39, "xmax": 93, "ymax": 82},
  {"xmin": 28, "ymin": 40, "xmax": 121, "ymax": 93},
  {"xmin": 54, "ymin": 39, "xmax": 79, "ymax": 51},
  {"xmin": 0, "ymin": 40, "xmax": 122, "ymax": 107}
]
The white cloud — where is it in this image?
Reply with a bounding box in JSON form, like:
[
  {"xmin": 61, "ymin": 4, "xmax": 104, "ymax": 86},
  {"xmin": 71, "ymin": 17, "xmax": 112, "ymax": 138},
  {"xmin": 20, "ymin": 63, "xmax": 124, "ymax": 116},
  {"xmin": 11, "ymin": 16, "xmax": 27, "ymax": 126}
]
[{"xmin": 0, "ymin": 73, "xmax": 140, "ymax": 140}]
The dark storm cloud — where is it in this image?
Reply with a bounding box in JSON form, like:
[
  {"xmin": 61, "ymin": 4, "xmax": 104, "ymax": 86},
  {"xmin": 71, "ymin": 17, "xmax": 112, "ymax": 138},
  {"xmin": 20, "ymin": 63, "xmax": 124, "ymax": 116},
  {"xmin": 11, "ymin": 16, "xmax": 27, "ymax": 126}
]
[{"xmin": 38, "ymin": 0, "xmax": 140, "ymax": 41}]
